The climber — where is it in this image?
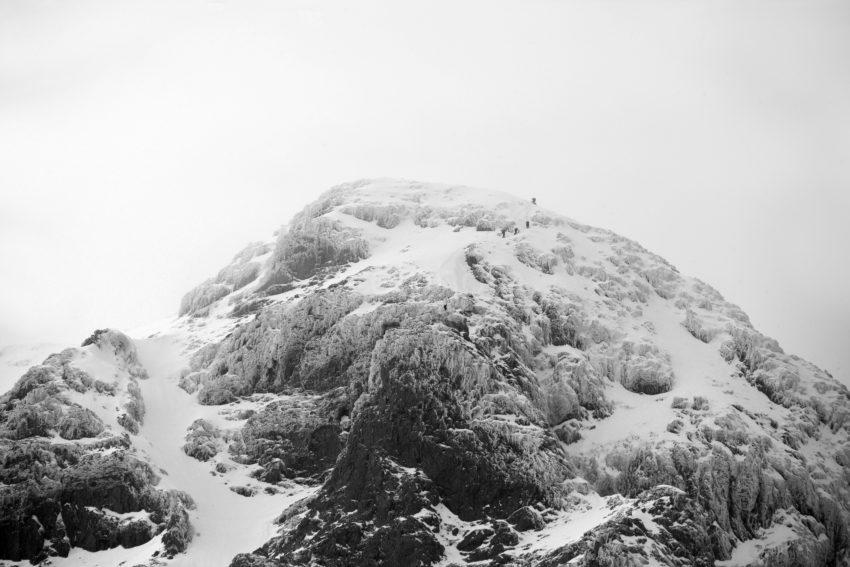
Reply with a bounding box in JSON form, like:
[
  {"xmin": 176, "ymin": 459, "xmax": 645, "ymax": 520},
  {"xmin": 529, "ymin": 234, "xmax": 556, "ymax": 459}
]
[
  {"xmin": 514, "ymin": 227, "xmax": 519, "ymax": 235},
  {"xmin": 525, "ymin": 220, "xmax": 530, "ymax": 229},
  {"xmin": 531, "ymin": 197, "xmax": 537, "ymax": 205},
  {"xmin": 500, "ymin": 228, "xmax": 507, "ymax": 238}
]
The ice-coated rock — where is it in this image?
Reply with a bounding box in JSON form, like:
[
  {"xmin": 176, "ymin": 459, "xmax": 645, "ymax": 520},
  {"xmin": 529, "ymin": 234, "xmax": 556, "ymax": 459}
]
[
  {"xmin": 5, "ymin": 179, "xmax": 850, "ymax": 567},
  {"xmin": 177, "ymin": 181, "xmax": 850, "ymax": 566},
  {"xmin": 179, "ymin": 242, "xmax": 271, "ymax": 317},
  {"xmin": 0, "ymin": 329, "xmax": 193, "ymax": 563}
]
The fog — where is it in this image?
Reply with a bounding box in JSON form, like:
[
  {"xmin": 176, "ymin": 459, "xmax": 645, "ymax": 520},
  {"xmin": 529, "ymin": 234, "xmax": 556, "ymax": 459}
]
[{"xmin": 1, "ymin": 0, "xmax": 848, "ymax": 380}]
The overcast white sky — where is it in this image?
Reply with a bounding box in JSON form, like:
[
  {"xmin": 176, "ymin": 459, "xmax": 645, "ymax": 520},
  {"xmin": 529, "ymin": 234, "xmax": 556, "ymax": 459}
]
[{"xmin": 1, "ymin": 0, "xmax": 848, "ymax": 380}]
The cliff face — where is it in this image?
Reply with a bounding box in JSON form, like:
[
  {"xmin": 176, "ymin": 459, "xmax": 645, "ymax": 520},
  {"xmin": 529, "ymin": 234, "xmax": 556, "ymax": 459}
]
[{"xmin": 1, "ymin": 179, "xmax": 848, "ymax": 567}]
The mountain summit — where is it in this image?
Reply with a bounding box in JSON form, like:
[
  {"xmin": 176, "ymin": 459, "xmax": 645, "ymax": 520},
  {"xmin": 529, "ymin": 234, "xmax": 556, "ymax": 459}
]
[{"xmin": 1, "ymin": 179, "xmax": 848, "ymax": 567}]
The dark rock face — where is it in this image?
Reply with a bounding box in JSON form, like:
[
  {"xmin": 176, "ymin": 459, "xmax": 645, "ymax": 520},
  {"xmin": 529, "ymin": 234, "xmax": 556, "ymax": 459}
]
[
  {"xmin": 0, "ymin": 442, "xmax": 190, "ymax": 563},
  {"xmin": 61, "ymin": 504, "xmax": 155, "ymax": 551},
  {"xmin": 230, "ymin": 553, "xmax": 280, "ymax": 567},
  {"xmin": 206, "ymin": 284, "xmax": 573, "ymax": 565},
  {"xmin": 162, "ymin": 505, "xmax": 193, "ymax": 557},
  {"xmin": 457, "ymin": 527, "xmax": 495, "ymax": 551},
  {"xmin": 264, "ymin": 453, "xmax": 445, "ymax": 567},
  {"xmin": 198, "ymin": 374, "xmax": 251, "ymax": 405},
  {"xmin": 237, "ymin": 398, "xmax": 343, "ymax": 480},
  {"xmin": 507, "ymin": 506, "xmax": 545, "ymax": 532}
]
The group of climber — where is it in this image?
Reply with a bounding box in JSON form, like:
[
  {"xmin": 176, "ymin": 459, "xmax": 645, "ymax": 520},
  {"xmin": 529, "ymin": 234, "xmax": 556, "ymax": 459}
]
[{"xmin": 498, "ymin": 197, "xmax": 536, "ymax": 238}]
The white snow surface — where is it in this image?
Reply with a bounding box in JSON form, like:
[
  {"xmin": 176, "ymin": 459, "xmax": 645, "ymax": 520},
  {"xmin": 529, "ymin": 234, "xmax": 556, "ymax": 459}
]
[{"xmin": 133, "ymin": 333, "xmax": 317, "ymax": 567}]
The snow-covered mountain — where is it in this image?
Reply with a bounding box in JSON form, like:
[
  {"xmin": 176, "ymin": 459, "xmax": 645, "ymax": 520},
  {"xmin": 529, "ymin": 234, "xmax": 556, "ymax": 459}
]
[{"xmin": 1, "ymin": 179, "xmax": 848, "ymax": 567}]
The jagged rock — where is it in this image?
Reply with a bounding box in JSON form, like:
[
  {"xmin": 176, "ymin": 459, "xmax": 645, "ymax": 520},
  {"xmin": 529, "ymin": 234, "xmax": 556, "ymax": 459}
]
[
  {"xmin": 183, "ymin": 419, "xmax": 221, "ymax": 461},
  {"xmin": 179, "ymin": 242, "xmax": 270, "ymax": 316},
  {"xmin": 61, "ymin": 504, "xmax": 154, "ymax": 551},
  {"xmin": 117, "ymin": 412, "xmax": 140, "ymax": 434},
  {"xmin": 180, "ymin": 283, "xmax": 231, "ymax": 317},
  {"xmin": 230, "ymin": 485, "xmax": 255, "ymax": 497},
  {"xmin": 57, "ymin": 407, "xmax": 104, "ymax": 439},
  {"xmin": 238, "ymin": 398, "xmax": 343, "ymax": 479},
  {"xmin": 507, "ymin": 505, "xmax": 545, "ymax": 531},
  {"xmin": 491, "ymin": 519, "xmax": 520, "ymax": 547},
  {"xmin": 162, "ymin": 505, "xmax": 193, "ymax": 557},
  {"xmin": 515, "ymin": 243, "xmax": 559, "ymax": 274},
  {"xmin": 596, "ymin": 341, "xmax": 675, "ymax": 395},
  {"xmin": 261, "ymin": 217, "xmax": 369, "ymax": 290},
  {"xmin": 553, "ymin": 421, "xmax": 581, "ymax": 444},
  {"xmin": 230, "ymin": 553, "xmax": 280, "ymax": 567},
  {"xmin": 0, "ymin": 328, "xmax": 193, "ymax": 564},
  {"xmin": 342, "ymin": 203, "xmax": 406, "ymax": 229},
  {"xmin": 178, "ymin": 370, "xmax": 207, "ymax": 394},
  {"xmin": 0, "ymin": 442, "xmax": 189, "ymax": 563},
  {"xmin": 467, "ymin": 520, "xmax": 519, "ymax": 561},
  {"xmin": 457, "ymin": 527, "xmax": 494, "ymax": 551},
  {"xmin": 198, "ymin": 374, "xmax": 250, "ymax": 405},
  {"xmin": 683, "ymin": 309, "xmax": 717, "ymax": 343},
  {"xmin": 80, "ymin": 329, "xmax": 149, "ymax": 381},
  {"xmin": 546, "ymin": 354, "xmax": 611, "ymax": 423}
]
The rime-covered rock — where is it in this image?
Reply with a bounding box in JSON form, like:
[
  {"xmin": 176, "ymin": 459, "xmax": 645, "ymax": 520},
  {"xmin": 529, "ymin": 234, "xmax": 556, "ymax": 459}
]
[
  {"xmin": 57, "ymin": 406, "xmax": 104, "ymax": 440},
  {"xmin": 237, "ymin": 397, "xmax": 343, "ymax": 480},
  {"xmin": 183, "ymin": 418, "xmax": 222, "ymax": 461},
  {"xmin": 6, "ymin": 179, "xmax": 850, "ymax": 567},
  {"xmin": 178, "ymin": 181, "xmax": 850, "ymax": 567},
  {"xmin": 179, "ymin": 242, "xmax": 271, "ymax": 316},
  {"xmin": 0, "ymin": 329, "xmax": 193, "ymax": 564}
]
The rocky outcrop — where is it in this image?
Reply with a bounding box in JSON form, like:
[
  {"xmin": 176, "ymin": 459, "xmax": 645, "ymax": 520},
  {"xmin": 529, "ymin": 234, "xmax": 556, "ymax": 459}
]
[
  {"xmin": 57, "ymin": 407, "xmax": 104, "ymax": 440},
  {"xmin": 0, "ymin": 329, "xmax": 194, "ymax": 564},
  {"xmin": 603, "ymin": 342, "xmax": 675, "ymax": 395},
  {"xmin": 235, "ymin": 397, "xmax": 344, "ymax": 481},
  {"xmin": 1, "ymin": 329, "xmax": 146, "ymax": 440},
  {"xmin": 183, "ymin": 419, "xmax": 222, "ymax": 461},
  {"xmin": 518, "ymin": 486, "xmax": 718, "ymax": 566},
  {"xmin": 179, "ymin": 242, "xmax": 271, "ymax": 317},
  {"xmin": 209, "ymin": 298, "xmax": 573, "ymax": 564},
  {"xmin": 259, "ymin": 218, "xmax": 369, "ymax": 293},
  {"xmin": 0, "ymin": 441, "xmax": 192, "ymax": 563}
]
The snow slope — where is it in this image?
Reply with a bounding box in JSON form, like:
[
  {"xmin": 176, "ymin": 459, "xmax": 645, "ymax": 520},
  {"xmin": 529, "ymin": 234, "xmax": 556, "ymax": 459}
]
[{"xmin": 133, "ymin": 334, "xmax": 317, "ymax": 567}]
